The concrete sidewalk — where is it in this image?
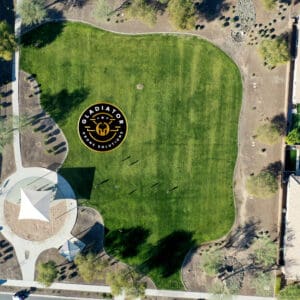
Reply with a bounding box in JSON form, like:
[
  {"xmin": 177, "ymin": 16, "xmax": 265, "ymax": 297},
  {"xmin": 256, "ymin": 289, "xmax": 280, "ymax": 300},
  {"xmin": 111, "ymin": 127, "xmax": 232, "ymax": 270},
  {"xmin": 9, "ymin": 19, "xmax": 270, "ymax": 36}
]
[{"xmin": 0, "ymin": 279, "xmax": 276, "ymax": 300}]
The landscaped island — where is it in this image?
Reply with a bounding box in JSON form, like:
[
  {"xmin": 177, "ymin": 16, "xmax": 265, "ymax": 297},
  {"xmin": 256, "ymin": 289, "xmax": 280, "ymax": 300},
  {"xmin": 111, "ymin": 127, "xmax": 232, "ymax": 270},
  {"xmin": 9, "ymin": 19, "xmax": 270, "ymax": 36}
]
[{"xmin": 21, "ymin": 22, "xmax": 242, "ymax": 289}]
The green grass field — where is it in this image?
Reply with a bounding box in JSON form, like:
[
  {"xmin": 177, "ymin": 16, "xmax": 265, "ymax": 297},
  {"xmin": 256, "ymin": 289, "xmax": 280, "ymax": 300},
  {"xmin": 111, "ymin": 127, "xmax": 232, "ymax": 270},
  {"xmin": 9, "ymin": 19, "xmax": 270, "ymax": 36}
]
[{"xmin": 21, "ymin": 22, "xmax": 242, "ymax": 289}]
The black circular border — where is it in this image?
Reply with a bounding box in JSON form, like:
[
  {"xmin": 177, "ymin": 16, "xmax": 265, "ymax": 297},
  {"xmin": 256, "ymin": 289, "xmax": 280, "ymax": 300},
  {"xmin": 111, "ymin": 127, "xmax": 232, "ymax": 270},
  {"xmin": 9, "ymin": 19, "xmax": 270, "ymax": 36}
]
[{"xmin": 78, "ymin": 102, "xmax": 127, "ymax": 152}]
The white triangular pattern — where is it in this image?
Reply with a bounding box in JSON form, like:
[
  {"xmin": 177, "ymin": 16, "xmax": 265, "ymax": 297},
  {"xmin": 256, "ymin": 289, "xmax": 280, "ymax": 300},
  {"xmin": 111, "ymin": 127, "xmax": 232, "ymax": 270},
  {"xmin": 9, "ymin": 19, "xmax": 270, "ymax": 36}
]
[{"xmin": 18, "ymin": 188, "xmax": 51, "ymax": 222}]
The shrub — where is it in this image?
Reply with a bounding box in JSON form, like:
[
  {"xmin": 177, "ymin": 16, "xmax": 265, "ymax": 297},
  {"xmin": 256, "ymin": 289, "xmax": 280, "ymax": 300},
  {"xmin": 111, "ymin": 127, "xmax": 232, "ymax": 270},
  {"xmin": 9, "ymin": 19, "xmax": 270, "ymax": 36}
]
[
  {"xmin": 251, "ymin": 272, "xmax": 274, "ymax": 297},
  {"xmin": 286, "ymin": 128, "xmax": 300, "ymax": 145},
  {"xmin": 246, "ymin": 171, "xmax": 278, "ymax": 199},
  {"xmin": 200, "ymin": 248, "xmax": 224, "ymax": 276},
  {"xmin": 106, "ymin": 268, "xmax": 146, "ymax": 298},
  {"xmin": 75, "ymin": 252, "xmax": 108, "ymax": 282},
  {"xmin": 261, "ymin": 0, "xmax": 277, "ymax": 10},
  {"xmin": 167, "ymin": 0, "xmax": 196, "ymax": 30},
  {"xmin": 17, "ymin": 0, "xmax": 47, "ymax": 26},
  {"xmin": 252, "ymin": 236, "xmax": 277, "ymax": 268},
  {"xmin": 125, "ymin": 0, "xmax": 157, "ymax": 26},
  {"xmin": 279, "ymin": 284, "xmax": 300, "ymax": 299},
  {"xmin": 37, "ymin": 261, "xmax": 57, "ymax": 286},
  {"xmin": 0, "ymin": 21, "xmax": 16, "ymax": 61},
  {"xmin": 93, "ymin": 0, "xmax": 112, "ymax": 20},
  {"xmin": 259, "ymin": 37, "xmax": 290, "ymax": 69},
  {"xmin": 256, "ymin": 123, "xmax": 281, "ymax": 145}
]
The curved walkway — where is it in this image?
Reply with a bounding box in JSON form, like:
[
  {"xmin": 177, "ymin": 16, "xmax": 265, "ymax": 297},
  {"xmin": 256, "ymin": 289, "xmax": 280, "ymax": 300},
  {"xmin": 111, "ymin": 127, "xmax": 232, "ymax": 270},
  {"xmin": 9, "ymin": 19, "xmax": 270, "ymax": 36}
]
[{"xmin": 0, "ymin": 167, "xmax": 77, "ymax": 280}]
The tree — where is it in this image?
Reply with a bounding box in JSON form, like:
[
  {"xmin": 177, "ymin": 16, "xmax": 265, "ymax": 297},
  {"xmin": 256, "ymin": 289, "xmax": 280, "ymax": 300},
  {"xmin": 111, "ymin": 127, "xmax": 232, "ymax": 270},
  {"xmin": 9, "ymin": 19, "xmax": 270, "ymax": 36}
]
[
  {"xmin": 0, "ymin": 21, "xmax": 16, "ymax": 61},
  {"xmin": 279, "ymin": 284, "xmax": 300, "ymax": 299},
  {"xmin": 93, "ymin": 0, "xmax": 113, "ymax": 20},
  {"xmin": 37, "ymin": 261, "xmax": 58, "ymax": 286},
  {"xmin": 200, "ymin": 248, "xmax": 224, "ymax": 276},
  {"xmin": 256, "ymin": 123, "xmax": 281, "ymax": 145},
  {"xmin": 125, "ymin": 0, "xmax": 157, "ymax": 26},
  {"xmin": 17, "ymin": 0, "xmax": 47, "ymax": 26},
  {"xmin": 246, "ymin": 171, "xmax": 278, "ymax": 199},
  {"xmin": 74, "ymin": 252, "xmax": 108, "ymax": 282},
  {"xmin": 261, "ymin": 0, "xmax": 276, "ymax": 10},
  {"xmin": 106, "ymin": 268, "xmax": 146, "ymax": 299},
  {"xmin": 251, "ymin": 272, "xmax": 274, "ymax": 296},
  {"xmin": 286, "ymin": 128, "xmax": 300, "ymax": 145},
  {"xmin": 259, "ymin": 38, "xmax": 290, "ymax": 69},
  {"xmin": 251, "ymin": 236, "xmax": 277, "ymax": 268},
  {"xmin": 167, "ymin": 0, "xmax": 196, "ymax": 30}
]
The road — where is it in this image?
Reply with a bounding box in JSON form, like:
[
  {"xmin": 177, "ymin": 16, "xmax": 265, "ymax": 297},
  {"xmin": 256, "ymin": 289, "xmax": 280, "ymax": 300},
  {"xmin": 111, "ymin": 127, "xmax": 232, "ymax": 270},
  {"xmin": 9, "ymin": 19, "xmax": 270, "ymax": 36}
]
[{"xmin": 0, "ymin": 292, "xmax": 101, "ymax": 300}]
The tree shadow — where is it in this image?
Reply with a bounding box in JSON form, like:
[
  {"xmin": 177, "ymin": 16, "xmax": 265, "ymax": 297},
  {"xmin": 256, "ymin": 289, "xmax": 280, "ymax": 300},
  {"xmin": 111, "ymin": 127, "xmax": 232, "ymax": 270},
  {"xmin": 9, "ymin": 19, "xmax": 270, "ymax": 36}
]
[
  {"xmin": 41, "ymin": 87, "xmax": 89, "ymax": 123},
  {"xmin": 279, "ymin": 0, "xmax": 291, "ymax": 4},
  {"xmin": 263, "ymin": 161, "xmax": 282, "ymax": 178},
  {"xmin": 0, "ymin": 61, "xmax": 13, "ymax": 85},
  {"xmin": 271, "ymin": 113, "xmax": 286, "ymax": 135},
  {"xmin": 21, "ymin": 22, "xmax": 65, "ymax": 48},
  {"xmin": 61, "ymin": 0, "xmax": 89, "ymax": 8},
  {"xmin": 47, "ymin": 0, "xmax": 89, "ymax": 8},
  {"xmin": 105, "ymin": 227, "xmax": 150, "ymax": 258},
  {"xmin": 59, "ymin": 167, "xmax": 95, "ymax": 200},
  {"xmin": 195, "ymin": 0, "xmax": 230, "ymax": 22},
  {"xmin": 225, "ymin": 220, "xmax": 260, "ymax": 250},
  {"xmin": 141, "ymin": 230, "xmax": 195, "ymax": 278},
  {"xmin": 80, "ymin": 222, "xmax": 104, "ymax": 254}
]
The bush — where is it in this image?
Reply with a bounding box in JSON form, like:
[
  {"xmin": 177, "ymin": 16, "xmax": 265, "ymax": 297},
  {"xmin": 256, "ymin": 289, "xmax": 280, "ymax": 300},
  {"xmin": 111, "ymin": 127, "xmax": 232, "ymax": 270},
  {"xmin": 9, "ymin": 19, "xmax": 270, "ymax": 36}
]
[
  {"xmin": 261, "ymin": 0, "xmax": 277, "ymax": 10},
  {"xmin": 246, "ymin": 171, "xmax": 278, "ymax": 199},
  {"xmin": 0, "ymin": 21, "xmax": 16, "ymax": 61},
  {"xmin": 208, "ymin": 280, "xmax": 228, "ymax": 295},
  {"xmin": 167, "ymin": 0, "xmax": 196, "ymax": 30},
  {"xmin": 259, "ymin": 37, "xmax": 290, "ymax": 69},
  {"xmin": 279, "ymin": 284, "xmax": 300, "ymax": 299},
  {"xmin": 37, "ymin": 261, "xmax": 57, "ymax": 286},
  {"xmin": 251, "ymin": 272, "xmax": 274, "ymax": 297},
  {"xmin": 106, "ymin": 268, "xmax": 146, "ymax": 298},
  {"xmin": 286, "ymin": 128, "xmax": 300, "ymax": 145},
  {"xmin": 125, "ymin": 0, "xmax": 157, "ymax": 26},
  {"xmin": 252, "ymin": 236, "xmax": 277, "ymax": 267},
  {"xmin": 75, "ymin": 252, "xmax": 108, "ymax": 282},
  {"xmin": 17, "ymin": 0, "xmax": 47, "ymax": 26},
  {"xmin": 93, "ymin": 0, "xmax": 112, "ymax": 20},
  {"xmin": 256, "ymin": 123, "xmax": 281, "ymax": 145},
  {"xmin": 200, "ymin": 249, "xmax": 224, "ymax": 276}
]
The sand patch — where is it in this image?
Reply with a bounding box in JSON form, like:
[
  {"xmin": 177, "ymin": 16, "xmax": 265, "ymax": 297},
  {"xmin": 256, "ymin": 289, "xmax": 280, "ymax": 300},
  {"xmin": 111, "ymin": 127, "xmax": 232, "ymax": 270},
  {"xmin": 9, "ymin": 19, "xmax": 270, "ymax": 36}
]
[{"xmin": 4, "ymin": 200, "xmax": 67, "ymax": 241}]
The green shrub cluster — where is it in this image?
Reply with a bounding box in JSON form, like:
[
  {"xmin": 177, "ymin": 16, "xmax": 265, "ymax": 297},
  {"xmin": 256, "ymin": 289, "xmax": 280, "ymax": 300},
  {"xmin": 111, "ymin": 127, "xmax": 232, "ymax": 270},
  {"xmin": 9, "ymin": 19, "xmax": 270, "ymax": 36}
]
[
  {"xmin": 246, "ymin": 171, "xmax": 278, "ymax": 199},
  {"xmin": 167, "ymin": 0, "xmax": 196, "ymax": 30},
  {"xmin": 256, "ymin": 123, "xmax": 281, "ymax": 145},
  {"xmin": 37, "ymin": 261, "xmax": 58, "ymax": 287},
  {"xmin": 125, "ymin": 0, "xmax": 157, "ymax": 26},
  {"xmin": 261, "ymin": 0, "xmax": 277, "ymax": 10},
  {"xmin": 259, "ymin": 38, "xmax": 290, "ymax": 69},
  {"xmin": 286, "ymin": 128, "xmax": 300, "ymax": 145},
  {"xmin": 0, "ymin": 21, "xmax": 16, "ymax": 61}
]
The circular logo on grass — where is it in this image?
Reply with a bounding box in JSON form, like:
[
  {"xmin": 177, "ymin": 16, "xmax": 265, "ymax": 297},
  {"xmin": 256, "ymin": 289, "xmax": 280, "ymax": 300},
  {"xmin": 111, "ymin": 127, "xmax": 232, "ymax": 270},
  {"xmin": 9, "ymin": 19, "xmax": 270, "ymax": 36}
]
[{"xmin": 78, "ymin": 103, "xmax": 127, "ymax": 152}]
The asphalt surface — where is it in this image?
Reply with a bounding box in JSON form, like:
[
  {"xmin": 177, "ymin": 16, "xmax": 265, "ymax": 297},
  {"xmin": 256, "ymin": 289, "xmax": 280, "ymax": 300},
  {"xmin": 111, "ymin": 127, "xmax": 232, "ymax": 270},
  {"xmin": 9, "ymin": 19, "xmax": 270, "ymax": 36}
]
[{"xmin": 0, "ymin": 293, "xmax": 99, "ymax": 300}]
